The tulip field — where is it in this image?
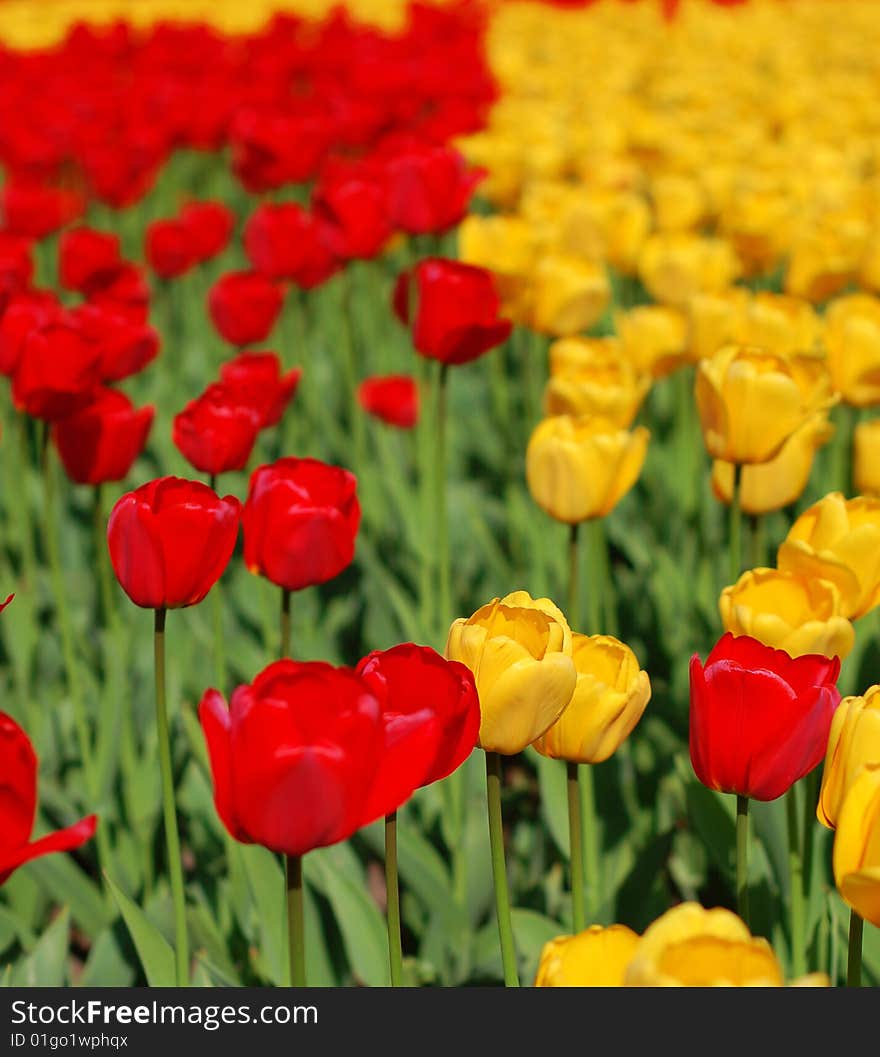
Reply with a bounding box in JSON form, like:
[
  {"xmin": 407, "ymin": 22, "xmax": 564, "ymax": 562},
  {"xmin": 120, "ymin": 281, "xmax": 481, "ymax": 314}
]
[{"xmin": 3, "ymin": 0, "xmax": 880, "ymax": 994}]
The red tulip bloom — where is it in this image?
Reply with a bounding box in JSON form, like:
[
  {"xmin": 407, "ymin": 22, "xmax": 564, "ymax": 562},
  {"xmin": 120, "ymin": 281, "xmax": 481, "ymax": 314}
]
[
  {"xmin": 381, "ymin": 141, "xmax": 483, "ymax": 235},
  {"xmin": 70, "ymin": 303, "xmax": 160, "ymax": 383},
  {"xmin": 0, "ymin": 233, "xmax": 33, "ymax": 306},
  {"xmin": 145, "ymin": 218, "xmax": 195, "ymax": 280},
  {"xmin": 355, "ymin": 644, "xmax": 480, "ymax": 821},
  {"xmin": 358, "ymin": 374, "xmax": 419, "ymax": 429},
  {"xmin": 179, "ymin": 201, "xmax": 235, "ymax": 264},
  {"xmin": 218, "ymin": 351, "xmax": 301, "ymax": 428},
  {"xmin": 689, "ymin": 633, "xmax": 841, "ymax": 802},
  {"xmin": 230, "ymin": 105, "xmax": 332, "ymax": 194},
  {"xmin": 0, "ymin": 290, "xmax": 60, "ymax": 378},
  {"xmin": 87, "ymin": 262, "xmax": 151, "ymax": 322},
  {"xmin": 243, "ymin": 457, "xmax": 360, "ymax": 592},
  {"xmin": 107, "ymin": 476, "xmax": 241, "ymax": 609},
  {"xmin": 53, "ymin": 388, "xmax": 154, "ymax": 485},
  {"xmin": 0, "ymin": 711, "xmax": 97, "ymax": 885},
  {"xmin": 0, "ymin": 181, "xmax": 84, "ymax": 240},
  {"xmin": 208, "ymin": 270, "xmax": 283, "ymax": 347},
  {"xmin": 393, "ymin": 258, "xmax": 512, "ymax": 366},
  {"xmin": 243, "ymin": 204, "xmax": 339, "ymax": 288},
  {"xmin": 199, "ymin": 660, "xmax": 385, "ymax": 856},
  {"xmin": 173, "ymin": 383, "xmax": 262, "ymax": 477},
  {"xmin": 313, "ymin": 162, "xmax": 391, "ymax": 261},
  {"xmin": 12, "ymin": 318, "xmax": 102, "ymax": 421},
  {"xmin": 58, "ymin": 227, "xmax": 121, "ymax": 293}
]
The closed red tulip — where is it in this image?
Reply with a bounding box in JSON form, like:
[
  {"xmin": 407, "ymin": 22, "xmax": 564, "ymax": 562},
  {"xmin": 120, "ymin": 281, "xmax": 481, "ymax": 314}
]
[
  {"xmin": 356, "ymin": 644, "xmax": 480, "ymax": 821},
  {"xmin": 218, "ymin": 351, "xmax": 301, "ymax": 428},
  {"xmin": 0, "ymin": 290, "xmax": 60, "ymax": 378},
  {"xmin": 12, "ymin": 317, "xmax": 102, "ymax": 421},
  {"xmin": 0, "ymin": 711, "xmax": 97, "ymax": 885},
  {"xmin": 393, "ymin": 258, "xmax": 512, "ymax": 366},
  {"xmin": 690, "ymin": 633, "xmax": 841, "ymax": 802},
  {"xmin": 107, "ymin": 476, "xmax": 241, "ymax": 609},
  {"xmin": 179, "ymin": 200, "xmax": 234, "ymax": 263},
  {"xmin": 358, "ymin": 374, "xmax": 419, "ymax": 428},
  {"xmin": 58, "ymin": 227, "xmax": 121, "ymax": 293},
  {"xmin": 208, "ymin": 270, "xmax": 283, "ymax": 347},
  {"xmin": 70, "ymin": 303, "xmax": 160, "ymax": 383},
  {"xmin": 0, "ymin": 181, "xmax": 83, "ymax": 240},
  {"xmin": 145, "ymin": 218, "xmax": 195, "ymax": 280},
  {"xmin": 243, "ymin": 457, "xmax": 360, "ymax": 592},
  {"xmin": 87, "ymin": 262, "xmax": 151, "ymax": 322},
  {"xmin": 199, "ymin": 660, "xmax": 386, "ymax": 855},
  {"xmin": 0, "ymin": 233, "xmax": 33, "ymax": 306},
  {"xmin": 173, "ymin": 383, "xmax": 262, "ymax": 477},
  {"xmin": 381, "ymin": 140, "xmax": 482, "ymax": 235},
  {"xmin": 230, "ymin": 105, "xmax": 331, "ymax": 194},
  {"xmin": 243, "ymin": 203, "xmax": 339, "ymax": 289},
  {"xmin": 53, "ymin": 387, "xmax": 154, "ymax": 485},
  {"xmin": 313, "ymin": 162, "xmax": 391, "ymax": 261}
]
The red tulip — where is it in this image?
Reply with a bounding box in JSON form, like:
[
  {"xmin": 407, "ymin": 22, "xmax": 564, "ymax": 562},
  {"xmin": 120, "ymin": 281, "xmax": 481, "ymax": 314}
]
[
  {"xmin": 173, "ymin": 382, "xmax": 262, "ymax": 477},
  {"xmin": 0, "ymin": 181, "xmax": 84, "ymax": 240},
  {"xmin": 107, "ymin": 476, "xmax": 241, "ymax": 609},
  {"xmin": 179, "ymin": 200, "xmax": 234, "ymax": 264},
  {"xmin": 70, "ymin": 303, "xmax": 160, "ymax": 383},
  {"xmin": 230, "ymin": 105, "xmax": 332, "ymax": 194},
  {"xmin": 0, "ymin": 711, "xmax": 97, "ymax": 885},
  {"xmin": 87, "ymin": 262, "xmax": 151, "ymax": 322},
  {"xmin": 58, "ymin": 227, "xmax": 122, "ymax": 293},
  {"xmin": 313, "ymin": 161, "xmax": 391, "ymax": 261},
  {"xmin": 243, "ymin": 457, "xmax": 360, "ymax": 592},
  {"xmin": 12, "ymin": 317, "xmax": 102, "ymax": 421},
  {"xmin": 53, "ymin": 388, "xmax": 154, "ymax": 485},
  {"xmin": 145, "ymin": 218, "xmax": 195, "ymax": 280},
  {"xmin": 199, "ymin": 660, "xmax": 385, "ymax": 856},
  {"xmin": 358, "ymin": 374, "xmax": 419, "ymax": 428},
  {"xmin": 381, "ymin": 140, "xmax": 483, "ymax": 235},
  {"xmin": 208, "ymin": 270, "xmax": 283, "ymax": 347},
  {"xmin": 355, "ymin": 644, "xmax": 480, "ymax": 820},
  {"xmin": 0, "ymin": 290, "xmax": 60, "ymax": 378},
  {"xmin": 243, "ymin": 204, "xmax": 339, "ymax": 288},
  {"xmin": 0, "ymin": 233, "xmax": 33, "ymax": 306},
  {"xmin": 689, "ymin": 633, "xmax": 841, "ymax": 802},
  {"xmin": 393, "ymin": 258, "xmax": 512, "ymax": 366},
  {"xmin": 218, "ymin": 351, "xmax": 301, "ymax": 428}
]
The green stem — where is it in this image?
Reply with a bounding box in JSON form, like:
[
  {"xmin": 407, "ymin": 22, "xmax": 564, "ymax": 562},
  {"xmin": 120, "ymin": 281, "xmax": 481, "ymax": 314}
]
[
  {"xmin": 280, "ymin": 587, "xmax": 291, "ymax": 660},
  {"xmin": 567, "ymin": 523, "xmax": 580, "ymax": 632},
  {"xmin": 736, "ymin": 794, "xmax": 750, "ymax": 926},
  {"xmin": 580, "ymin": 762, "xmax": 601, "ymax": 918},
  {"xmin": 598, "ymin": 520, "xmax": 617, "ymax": 638},
  {"xmin": 786, "ymin": 787, "xmax": 806, "ymax": 977},
  {"xmin": 416, "ymin": 358, "xmax": 435, "ymax": 640},
  {"xmin": 729, "ymin": 464, "xmax": 742, "ymax": 587},
  {"xmin": 747, "ymin": 513, "xmax": 764, "ymax": 571},
  {"xmin": 847, "ymin": 910, "xmax": 863, "ymax": 988},
  {"xmin": 436, "ymin": 363, "xmax": 450, "ymax": 643},
  {"xmin": 484, "ymin": 751, "xmax": 519, "ymax": 987},
  {"xmin": 154, "ymin": 608, "xmax": 189, "ymax": 987},
  {"xmin": 566, "ymin": 762, "xmax": 586, "ymax": 932},
  {"xmin": 207, "ymin": 475, "xmax": 226, "ymax": 689},
  {"xmin": 385, "ymin": 812, "xmax": 403, "ymax": 987},
  {"xmin": 341, "ymin": 267, "xmax": 366, "ymax": 476},
  {"xmin": 94, "ymin": 485, "xmax": 115, "ymax": 628},
  {"xmin": 586, "ymin": 519, "xmax": 603, "ymax": 635},
  {"xmin": 802, "ymin": 770, "xmax": 818, "ymax": 921},
  {"xmin": 285, "ymin": 854, "xmax": 306, "ymax": 987}
]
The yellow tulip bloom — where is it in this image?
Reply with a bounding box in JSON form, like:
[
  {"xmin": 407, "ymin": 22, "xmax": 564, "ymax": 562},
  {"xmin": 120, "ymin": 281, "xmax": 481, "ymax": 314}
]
[
  {"xmin": 528, "ymin": 253, "xmax": 611, "ymax": 337},
  {"xmin": 818, "ymin": 685, "xmax": 880, "ymax": 829},
  {"xmin": 854, "ymin": 420, "xmax": 880, "ymax": 497},
  {"xmin": 535, "ymin": 925, "xmax": 640, "ymax": 987},
  {"xmin": 615, "ymin": 305, "xmax": 689, "ymax": 379},
  {"xmin": 833, "ymin": 764, "xmax": 880, "ymax": 928},
  {"xmin": 824, "ymin": 294, "xmax": 880, "ymax": 407},
  {"xmin": 445, "ymin": 591, "xmax": 577, "ymax": 756},
  {"xmin": 544, "ymin": 337, "xmax": 651, "ymax": 426}
]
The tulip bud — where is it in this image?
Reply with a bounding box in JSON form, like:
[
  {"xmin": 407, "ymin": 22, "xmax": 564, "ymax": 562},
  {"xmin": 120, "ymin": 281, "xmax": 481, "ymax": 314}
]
[
  {"xmin": 833, "ymin": 764, "xmax": 880, "ymax": 927},
  {"xmin": 818, "ymin": 685, "xmax": 880, "ymax": 829},
  {"xmin": 535, "ymin": 925, "xmax": 640, "ymax": 987},
  {"xmin": 526, "ymin": 415, "xmax": 649, "ymax": 524},
  {"xmin": 824, "ymin": 294, "xmax": 880, "ymax": 407}
]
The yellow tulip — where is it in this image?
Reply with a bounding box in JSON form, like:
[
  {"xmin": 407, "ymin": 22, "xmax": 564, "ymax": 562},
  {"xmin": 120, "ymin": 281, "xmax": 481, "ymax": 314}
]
[
  {"xmin": 445, "ymin": 591, "xmax": 577, "ymax": 756},
  {"xmin": 719, "ymin": 568, "xmax": 854, "ymax": 661},
  {"xmin": 719, "ymin": 188, "xmax": 797, "ymax": 277},
  {"xmin": 785, "ymin": 229, "xmax": 860, "ymax": 304},
  {"xmin": 777, "ymin": 492, "xmax": 880, "ymax": 619},
  {"xmin": 638, "ymin": 233, "xmax": 740, "ymax": 310},
  {"xmin": 615, "ymin": 305, "xmax": 689, "ymax": 379},
  {"xmin": 695, "ymin": 345, "xmax": 834, "ymax": 464},
  {"xmin": 535, "ymin": 925, "xmax": 640, "ymax": 987},
  {"xmin": 651, "ymin": 173, "xmax": 706, "ymax": 233},
  {"xmin": 624, "ymin": 903, "xmax": 784, "ymax": 987},
  {"xmin": 687, "ymin": 288, "xmax": 751, "ymax": 362},
  {"xmin": 544, "ymin": 337, "xmax": 651, "ymax": 426},
  {"xmin": 823, "ymin": 294, "xmax": 880, "ymax": 407},
  {"xmin": 854, "ymin": 420, "xmax": 880, "ymax": 497},
  {"xmin": 833, "ymin": 763, "xmax": 880, "ymax": 928},
  {"xmin": 526, "ymin": 415, "xmax": 649, "ymax": 524},
  {"xmin": 457, "ymin": 214, "xmax": 535, "ymax": 322},
  {"xmin": 738, "ymin": 293, "xmax": 821, "ymax": 357},
  {"xmin": 602, "ymin": 192, "xmax": 652, "ymax": 275},
  {"xmin": 532, "ymin": 634, "xmax": 651, "ymax": 764},
  {"xmin": 454, "ymin": 131, "xmax": 523, "ymax": 209},
  {"xmin": 528, "ymin": 253, "xmax": 611, "ymax": 337},
  {"xmin": 818, "ymin": 685, "xmax": 880, "ymax": 829},
  {"xmin": 711, "ymin": 412, "xmax": 834, "ymax": 515}
]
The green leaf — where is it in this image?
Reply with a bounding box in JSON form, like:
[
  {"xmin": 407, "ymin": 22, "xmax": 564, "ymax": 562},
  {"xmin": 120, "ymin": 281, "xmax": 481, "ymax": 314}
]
[
  {"xmin": 105, "ymin": 874, "xmax": 175, "ymax": 987},
  {"xmin": 11, "ymin": 909, "xmax": 70, "ymax": 987},
  {"xmin": 236, "ymin": 844, "xmax": 285, "ymax": 984},
  {"xmin": 25, "ymin": 844, "xmax": 109, "ymax": 936}
]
